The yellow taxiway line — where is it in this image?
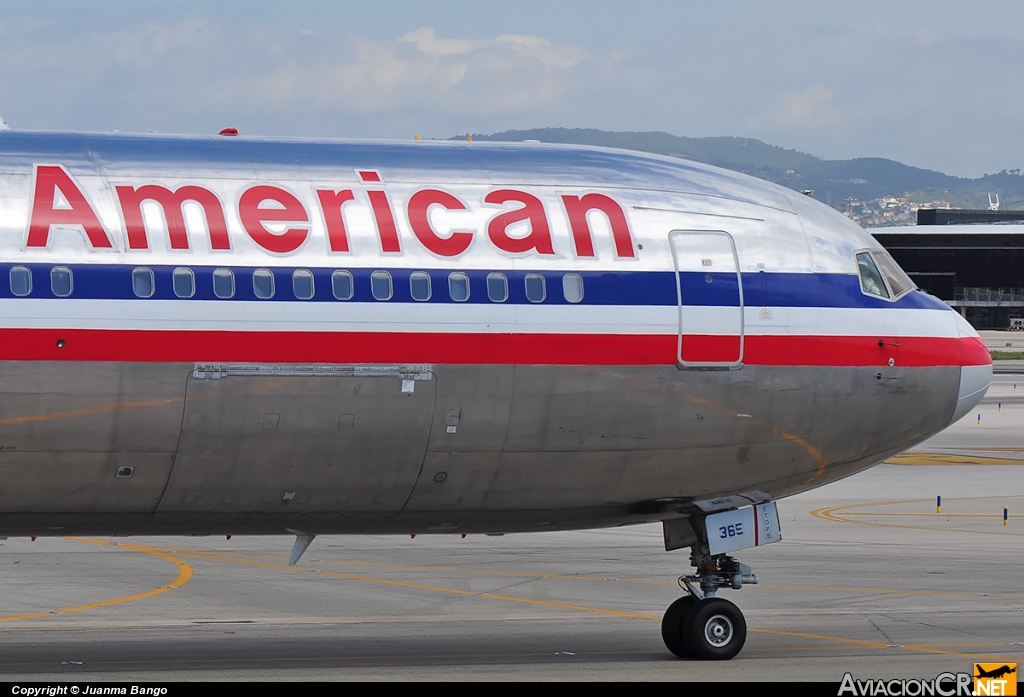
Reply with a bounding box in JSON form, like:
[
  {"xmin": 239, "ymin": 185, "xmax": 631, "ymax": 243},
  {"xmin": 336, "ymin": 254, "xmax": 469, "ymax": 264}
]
[
  {"xmin": 162, "ymin": 547, "xmax": 1024, "ymax": 600},
  {"xmin": 4, "ymin": 500, "xmax": 1020, "ymax": 664},
  {"xmin": 0, "ymin": 538, "xmax": 193, "ymax": 624},
  {"xmin": 160, "ymin": 545, "xmax": 1020, "ymax": 664},
  {"xmin": 811, "ymin": 494, "xmax": 1024, "ymax": 537}
]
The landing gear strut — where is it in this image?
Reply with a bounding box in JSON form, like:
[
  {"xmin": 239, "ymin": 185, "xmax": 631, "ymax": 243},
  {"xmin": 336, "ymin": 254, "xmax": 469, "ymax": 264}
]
[{"xmin": 661, "ymin": 546, "xmax": 757, "ymax": 660}]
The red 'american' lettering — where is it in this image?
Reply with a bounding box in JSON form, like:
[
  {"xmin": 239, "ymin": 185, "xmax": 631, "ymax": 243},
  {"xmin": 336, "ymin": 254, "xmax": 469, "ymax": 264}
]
[
  {"xmin": 27, "ymin": 165, "xmax": 113, "ymax": 249},
  {"xmin": 117, "ymin": 184, "xmax": 231, "ymax": 251},
  {"xmin": 561, "ymin": 193, "xmax": 636, "ymax": 259},
  {"xmin": 316, "ymin": 189, "xmax": 356, "ymax": 253},
  {"xmin": 408, "ymin": 189, "xmax": 474, "ymax": 257},
  {"xmin": 484, "ymin": 189, "xmax": 555, "ymax": 256},
  {"xmin": 25, "ymin": 165, "xmax": 636, "ymax": 260},
  {"xmin": 358, "ymin": 170, "xmax": 401, "ymax": 254},
  {"xmin": 238, "ymin": 186, "xmax": 310, "ymax": 254}
]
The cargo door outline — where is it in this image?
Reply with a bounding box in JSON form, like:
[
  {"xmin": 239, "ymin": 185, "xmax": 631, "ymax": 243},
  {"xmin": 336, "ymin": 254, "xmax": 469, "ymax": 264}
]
[
  {"xmin": 155, "ymin": 364, "xmax": 436, "ymax": 514},
  {"xmin": 670, "ymin": 230, "xmax": 745, "ymax": 368}
]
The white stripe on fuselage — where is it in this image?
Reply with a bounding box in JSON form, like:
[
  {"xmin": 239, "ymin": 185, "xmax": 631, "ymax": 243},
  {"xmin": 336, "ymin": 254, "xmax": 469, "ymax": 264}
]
[{"xmin": 0, "ymin": 299, "xmax": 960, "ymax": 338}]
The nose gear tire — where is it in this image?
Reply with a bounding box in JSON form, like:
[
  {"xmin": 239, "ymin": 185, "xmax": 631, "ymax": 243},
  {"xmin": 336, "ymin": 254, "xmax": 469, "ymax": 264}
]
[
  {"xmin": 661, "ymin": 595, "xmax": 697, "ymax": 658},
  {"xmin": 681, "ymin": 597, "xmax": 747, "ymax": 660}
]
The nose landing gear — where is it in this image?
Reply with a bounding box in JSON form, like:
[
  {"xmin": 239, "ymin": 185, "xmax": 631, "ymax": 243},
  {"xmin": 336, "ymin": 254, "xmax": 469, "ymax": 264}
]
[{"xmin": 662, "ymin": 548, "xmax": 757, "ymax": 660}]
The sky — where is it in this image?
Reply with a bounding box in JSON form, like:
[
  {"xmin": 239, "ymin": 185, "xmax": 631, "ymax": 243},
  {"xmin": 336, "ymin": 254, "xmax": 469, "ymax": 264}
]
[{"xmin": 1, "ymin": 0, "xmax": 1022, "ymax": 178}]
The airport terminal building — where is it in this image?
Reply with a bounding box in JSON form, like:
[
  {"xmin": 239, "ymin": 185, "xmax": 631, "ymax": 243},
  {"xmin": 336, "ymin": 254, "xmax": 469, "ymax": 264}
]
[{"xmin": 871, "ymin": 209, "xmax": 1024, "ymax": 330}]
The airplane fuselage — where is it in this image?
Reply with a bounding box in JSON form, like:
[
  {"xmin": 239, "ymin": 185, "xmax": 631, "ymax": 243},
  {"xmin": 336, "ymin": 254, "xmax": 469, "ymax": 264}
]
[{"xmin": 0, "ymin": 131, "xmax": 990, "ymax": 537}]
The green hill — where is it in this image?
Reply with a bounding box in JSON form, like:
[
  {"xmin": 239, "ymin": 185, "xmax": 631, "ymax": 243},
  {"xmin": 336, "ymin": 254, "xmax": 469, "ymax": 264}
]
[{"xmin": 458, "ymin": 128, "xmax": 1024, "ymax": 210}]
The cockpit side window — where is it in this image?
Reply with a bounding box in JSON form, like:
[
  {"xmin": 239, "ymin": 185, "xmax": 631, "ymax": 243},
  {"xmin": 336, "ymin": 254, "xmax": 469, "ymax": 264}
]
[
  {"xmin": 856, "ymin": 252, "xmax": 890, "ymax": 299},
  {"xmin": 873, "ymin": 250, "xmax": 915, "ymax": 298}
]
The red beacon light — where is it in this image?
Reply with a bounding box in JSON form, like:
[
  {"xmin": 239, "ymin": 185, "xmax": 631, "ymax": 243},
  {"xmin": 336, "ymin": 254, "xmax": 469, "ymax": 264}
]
[{"xmin": 218, "ymin": 128, "xmax": 239, "ymax": 137}]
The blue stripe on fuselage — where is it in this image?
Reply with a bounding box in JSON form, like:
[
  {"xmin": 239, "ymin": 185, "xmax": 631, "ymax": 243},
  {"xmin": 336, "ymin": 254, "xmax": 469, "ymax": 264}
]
[{"xmin": 0, "ymin": 263, "xmax": 948, "ymax": 310}]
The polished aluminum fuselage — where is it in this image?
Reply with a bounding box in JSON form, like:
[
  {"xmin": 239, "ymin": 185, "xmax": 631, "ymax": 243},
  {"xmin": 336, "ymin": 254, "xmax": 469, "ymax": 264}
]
[{"xmin": 0, "ymin": 132, "xmax": 990, "ymax": 536}]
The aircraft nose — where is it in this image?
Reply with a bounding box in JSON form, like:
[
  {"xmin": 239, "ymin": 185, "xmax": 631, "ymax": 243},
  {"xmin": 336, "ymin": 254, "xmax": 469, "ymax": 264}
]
[{"xmin": 949, "ymin": 312, "xmax": 991, "ymax": 425}]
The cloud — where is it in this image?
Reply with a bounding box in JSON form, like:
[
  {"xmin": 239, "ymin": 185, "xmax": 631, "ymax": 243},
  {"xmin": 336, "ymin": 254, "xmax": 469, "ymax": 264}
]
[
  {"xmin": 398, "ymin": 27, "xmax": 477, "ymax": 56},
  {"xmin": 912, "ymin": 26, "xmax": 945, "ymax": 47},
  {"xmin": 272, "ymin": 26, "xmax": 591, "ymax": 114},
  {"xmin": 2, "ymin": 4, "xmax": 1024, "ymax": 176},
  {"xmin": 766, "ymin": 86, "xmax": 840, "ymax": 129},
  {"xmin": 0, "ymin": 18, "xmax": 591, "ymax": 127}
]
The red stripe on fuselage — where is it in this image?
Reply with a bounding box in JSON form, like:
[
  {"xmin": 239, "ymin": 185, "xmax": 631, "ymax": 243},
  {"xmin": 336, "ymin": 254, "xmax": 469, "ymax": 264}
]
[
  {"xmin": 0, "ymin": 329, "xmax": 991, "ymax": 367},
  {"xmin": 957, "ymin": 335, "xmax": 992, "ymax": 367}
]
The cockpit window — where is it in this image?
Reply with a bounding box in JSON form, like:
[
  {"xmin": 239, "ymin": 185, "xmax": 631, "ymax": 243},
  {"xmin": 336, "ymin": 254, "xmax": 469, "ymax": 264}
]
[
  {"xmin": 873, "ymin": 250, "xmax": 915, "ymax": 298},
  {"xmin": 856, "ymin": 252, "xmax": 889, "ymax": 299}
]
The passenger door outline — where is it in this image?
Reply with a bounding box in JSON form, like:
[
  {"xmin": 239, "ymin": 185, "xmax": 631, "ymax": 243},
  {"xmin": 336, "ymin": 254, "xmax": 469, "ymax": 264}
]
[{"xmin": 669, "ymin": 229, "xmax": 745, "ymax": 368}]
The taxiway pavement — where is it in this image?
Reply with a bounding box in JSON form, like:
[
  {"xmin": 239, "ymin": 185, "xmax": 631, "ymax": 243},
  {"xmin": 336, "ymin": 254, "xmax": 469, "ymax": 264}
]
[{"xmin": 1, "ymin": 376, "xmax": 1021, "ymax": 681}]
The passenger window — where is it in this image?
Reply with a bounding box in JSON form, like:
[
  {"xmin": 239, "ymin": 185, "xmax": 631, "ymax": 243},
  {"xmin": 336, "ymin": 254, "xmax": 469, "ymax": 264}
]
[
  {"xmin": 292, "ymin": 269, "xmax": 314, "ymax": 300},
  {"xmin": 213, "ymin": 268, "xmax": 235, "ymax": 299},
  {"xmin": 873, "ymin": 250, "xmax": 915, "ymax": 298},
  {"xmin": 51, "ymin": 266, "xmax": 73, "ymax": 297},
  {"xmin": 332, "ymin": 270, "xmax": 353, "ymax": 300},
  {"xmin": 525, "ymin": 273, "xmax": 546, "ymax": 303},
  {"xmin": 173, "ymin": 268, "xmax": 195, "ymax": 298},
  {"xmin": 410, "ymin": 271, "xmax": 431, "ymax": 301},
  {"xmin": 486, "ymin": 272, "xmax": 508, "ymax": 302},
  {"xmin": 10, "ymin": 266, "xmax": 31, "ymax": 297},
  {"xmin": 562, "ymin": 273, "xmax": 584, "ymax": 303},
  {"xmin": 856, "ymin": 253, "xmax": 890, "ymax": 299},
  {"xmin": 449, "ymin": 272, "xmax": 470, "ymax": 302},
  {"xmin": 371, "ymin": 270, "xmax": 393, "ymax": 300},
  {"xmin": 253, "ymin": 268, "xmax": 275, "ymax": 299},
  {"xmin": 132, "ymin": 267, "xmax": 155, "ymax": 298}
]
